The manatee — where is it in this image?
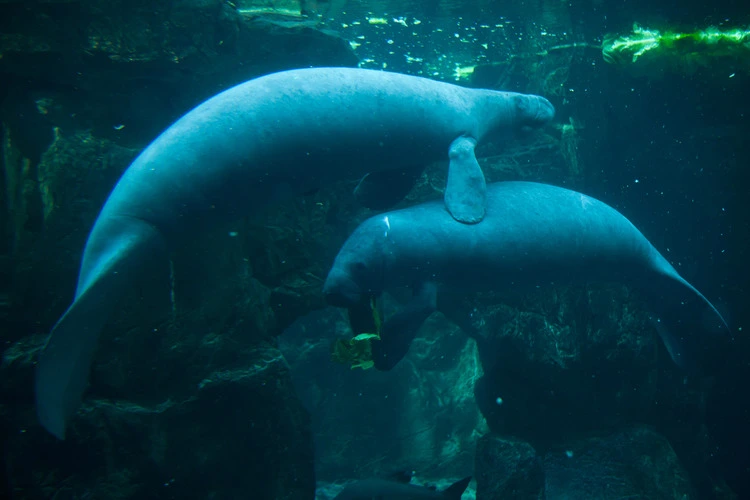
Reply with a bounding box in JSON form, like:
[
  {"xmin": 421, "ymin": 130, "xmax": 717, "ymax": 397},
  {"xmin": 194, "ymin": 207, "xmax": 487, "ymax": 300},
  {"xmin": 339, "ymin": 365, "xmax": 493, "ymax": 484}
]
[
  {"xmin": 35, "ymin": 68, "xmax": 553, "ymax": 439},
  {"xmin": 323, "ymin": 181, "xmax": 731, "ymax": 373}
]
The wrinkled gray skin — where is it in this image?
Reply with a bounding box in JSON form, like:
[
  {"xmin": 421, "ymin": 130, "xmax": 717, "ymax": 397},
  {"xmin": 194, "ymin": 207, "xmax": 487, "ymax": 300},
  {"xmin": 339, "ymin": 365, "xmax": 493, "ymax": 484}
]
[
  {"xmin": 334, "ymin": 476, "xmax": 471, "ymax": 499},
  {"xmin": 324, "ymin": 181, "xmax": 731, "ymax": 374},
  {"xmin": 35, "ymin": 67, "xmax": 554, "ymax": 440}
]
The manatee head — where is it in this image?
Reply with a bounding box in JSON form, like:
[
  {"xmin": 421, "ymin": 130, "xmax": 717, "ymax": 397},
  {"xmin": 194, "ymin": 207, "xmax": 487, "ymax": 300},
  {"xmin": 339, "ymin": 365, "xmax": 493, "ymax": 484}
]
[
  {"xmin": 323, "ymin": 217, "xmax": 389, "ymax": 308},
  {"xmin": 513, "ymin": 93, "xmax": 555, "ymax": 131},
  {"xmin": 480, "ymin": 91, "xmax": 555, "ymax": 142}
]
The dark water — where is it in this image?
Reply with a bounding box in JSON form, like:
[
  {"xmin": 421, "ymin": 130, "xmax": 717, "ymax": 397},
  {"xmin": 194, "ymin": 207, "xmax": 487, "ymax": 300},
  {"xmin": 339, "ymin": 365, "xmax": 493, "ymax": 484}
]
[{"xmin": 0, "ymin": 0, "xmax": 748, "ymax": 499}]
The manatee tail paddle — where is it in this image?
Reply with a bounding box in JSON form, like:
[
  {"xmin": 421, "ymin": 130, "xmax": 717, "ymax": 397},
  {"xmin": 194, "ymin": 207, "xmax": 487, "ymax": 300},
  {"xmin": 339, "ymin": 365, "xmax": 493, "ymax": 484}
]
[
  {"xmin": 646, "ymin": 266, "xmax": 731, "ymax": 375},
  {"xmin": 35, "ymin": 216, "xmax": 166, "ymax": 439}
]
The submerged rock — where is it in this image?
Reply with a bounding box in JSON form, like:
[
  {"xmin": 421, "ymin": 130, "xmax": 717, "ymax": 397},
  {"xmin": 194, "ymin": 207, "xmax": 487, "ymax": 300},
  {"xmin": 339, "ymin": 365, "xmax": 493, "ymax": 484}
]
[
  {"xmin": 448, "ymin": 285, "xmax": 658, "ymax": 446},
  {"xmin": 475, "ymin": 434, "xmax": 543, "ymax": 499},
  {"xmin": 475, "ymin": 426, "xmax": 696, "ymax": 500},
  {"xmin": 543, "ymin": 426, "xmax": 695, "ymax": 499},
  {"xmin": 280, "ymin": 306, "xmax": 482, "ymax": 483},
  {"xmin": 3, "ymin": 343, "xmax": 314, "ymax": 499}
]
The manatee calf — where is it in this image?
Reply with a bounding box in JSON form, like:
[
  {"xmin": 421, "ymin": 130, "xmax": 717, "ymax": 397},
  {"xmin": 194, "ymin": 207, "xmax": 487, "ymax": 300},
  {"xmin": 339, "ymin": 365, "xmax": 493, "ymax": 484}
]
[
  {"xmin": 323, "ymin": 181, "xmax": 731, "ymax": 373},
  {"xmin": 35, "ymin": 68, "xmax": 553, "ymax": 440}
]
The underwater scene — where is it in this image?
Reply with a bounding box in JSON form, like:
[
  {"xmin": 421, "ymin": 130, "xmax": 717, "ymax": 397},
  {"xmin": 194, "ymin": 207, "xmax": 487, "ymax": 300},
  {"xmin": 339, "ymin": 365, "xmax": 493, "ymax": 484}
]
[{"xmin": 0, "ymin": 0, "xmax": 748, "ymax": 498}]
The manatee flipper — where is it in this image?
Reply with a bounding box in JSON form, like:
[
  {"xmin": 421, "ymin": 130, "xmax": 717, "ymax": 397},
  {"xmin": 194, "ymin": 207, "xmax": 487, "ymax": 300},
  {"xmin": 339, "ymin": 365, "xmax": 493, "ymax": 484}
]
[
  {"xmin": 445, "ymin": 136, "xmax": 486, "ymax": 224},
  {"xmin": 35, "ymin": 216, "xmax": 167, "ymax": 439},
  {"xmin": 444, "ymin": 477, "xmax": 472, "ymax": 500},
  {"xmin": 372, "ymin": 282, "xmax": 437, "ymax": 371},
  {"xmin": 644, "ymin": 269, "xmax": 731, "ymax": 375},
  {"xmin": 353, "ymin": 168, "xmax": 422, "ymax": 211}
]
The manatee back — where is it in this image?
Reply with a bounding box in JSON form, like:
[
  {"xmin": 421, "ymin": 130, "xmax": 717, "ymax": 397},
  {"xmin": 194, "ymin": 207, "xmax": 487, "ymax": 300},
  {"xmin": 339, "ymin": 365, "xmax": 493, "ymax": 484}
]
[
  {"xmin": 487, "ymin": 182, "xmax": 656, "ymax": 265},
  {"xmin": 383, "ymin": 181, "xmax": 661, "ymax": 286},
  {"xmin": 103, "ymin": 68, "xmax": 486, "ymax": 234}
]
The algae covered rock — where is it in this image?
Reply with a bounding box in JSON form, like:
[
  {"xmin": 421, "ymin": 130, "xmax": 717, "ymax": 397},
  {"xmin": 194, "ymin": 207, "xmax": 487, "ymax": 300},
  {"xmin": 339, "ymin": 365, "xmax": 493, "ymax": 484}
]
[
  {"xmin": 475, "ymin": 433, "xmax": 543, "ymax": 499},
  {"xmin": 3, "ymin": 343, "xmax": 314, "ymax": 499},
  {"xmin": 280, "ymin": 305, "xmax": 482, "ymax": 484},
  {"xmin": 446, "ymin": 285, "xmax": 658, "ymax": 446},
  {"xmin": 543, "ymin": 426, "xmax": 695, "ymax": 499},
  {"xmin": 475, "ymin": 426, "xmax": 697, "ymax": 500}
]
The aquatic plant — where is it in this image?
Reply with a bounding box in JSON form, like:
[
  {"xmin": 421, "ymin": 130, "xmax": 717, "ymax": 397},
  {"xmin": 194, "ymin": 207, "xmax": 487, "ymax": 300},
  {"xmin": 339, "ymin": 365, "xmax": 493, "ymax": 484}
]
[
  {"xmin": 330, "ymin": 296, "xmax": 382, "ymax": 370},
  {"xmin": 330, "ymin": 332, "xmax": 380, "ymax": 370},
  {"xmin": 602, "ymin": 24, "xmax": 750, "ymax": 69}
]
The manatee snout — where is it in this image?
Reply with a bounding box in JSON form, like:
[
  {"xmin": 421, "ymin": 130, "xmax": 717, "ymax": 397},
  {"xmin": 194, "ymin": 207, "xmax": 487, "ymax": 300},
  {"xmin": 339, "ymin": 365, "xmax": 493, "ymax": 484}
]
[
  {"xmin": 322, "ymin": 268, "xmax": 362, "ymax": 307},
  {"xmin": 515, "ymin": 94, "xmax": 555, "ymax": 129}
]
